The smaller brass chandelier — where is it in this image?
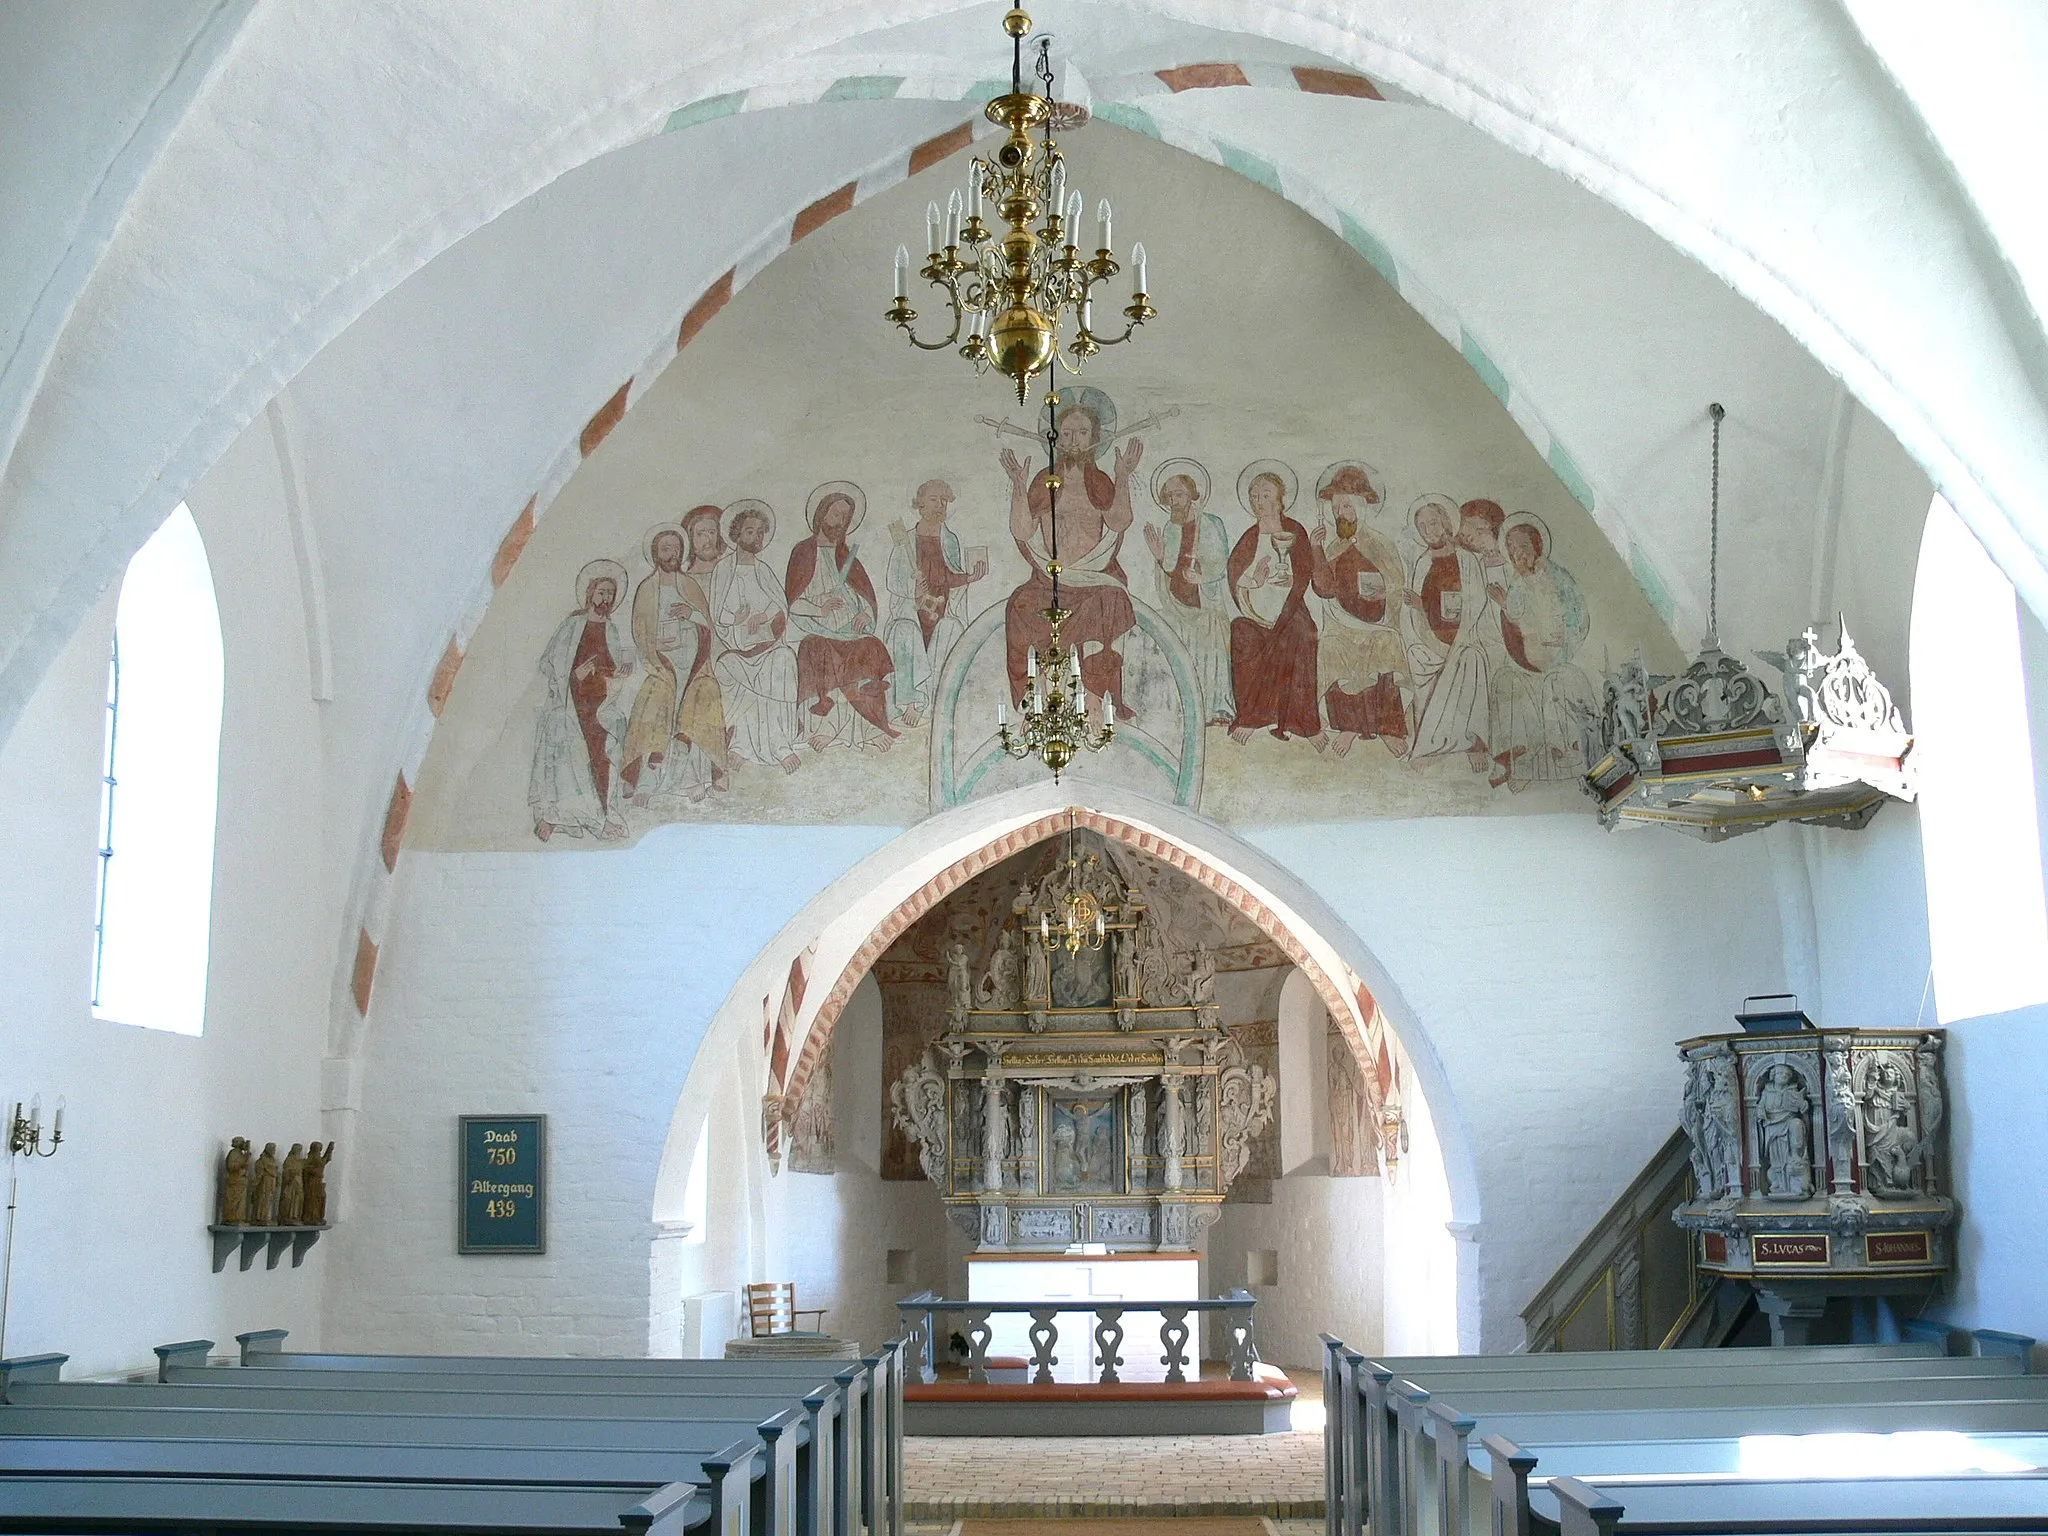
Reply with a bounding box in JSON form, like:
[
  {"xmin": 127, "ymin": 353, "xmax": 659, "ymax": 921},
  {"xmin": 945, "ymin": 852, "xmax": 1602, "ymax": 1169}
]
[
  {"xmin": 997, "ymin": 391, "xmax": 1115, "ymax": 780},
  {"xmin": 1035, "ymin": 814, "xmax": 1134, "ymax": 954},
  {"xmin": 885, "ymin": 7, "xmax": 1154, "ymax": 403}
]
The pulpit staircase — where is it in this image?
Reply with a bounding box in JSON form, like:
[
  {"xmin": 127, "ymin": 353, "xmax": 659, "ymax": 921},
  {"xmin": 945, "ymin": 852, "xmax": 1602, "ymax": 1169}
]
[{"xmin": 1521, "ymin": 1128, "xmax": 1761, "ymax": 1351}]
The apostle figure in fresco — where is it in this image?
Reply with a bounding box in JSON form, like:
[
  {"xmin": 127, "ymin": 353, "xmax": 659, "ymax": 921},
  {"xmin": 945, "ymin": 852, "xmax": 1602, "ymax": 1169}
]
[
  {"xmin": 1227, "ymin": 461, "xmax": 1323, "ymax": 744},
  {"xmin": 1143, "ymin": 458, "xmax": 1235, "ymax": 725},
  {"xmin": 530, "ymin": 558, "xmax": 633, "ymax": 841},
  {"xmin": 712, "ymin": 501, "xmax": 803, "ymax": 774},
  {"xmin": 621, "ymin": 525, "xmax": 723, "ymax": 806},
  {"xmin": 1488, "ymin": 512, "xmax": 1594, "ymax": 788},
  {"xmin": 1002, "ymin": 387, "xmax": 1143, "ymax": 721},
  {"xmin": 785, "ymin": 481, "xmax": 899, "ymax": 752},
  {"xmin": 885, "ymin": 478, "xmax": 986, "ymax": 727},
  {"xmin": 1406, "ymin": 495, "xmax": 1504, "ymax": 770},
  {"xmin": 1309, "ymin": 462, "xmax": 1409, "ymax": 756}
]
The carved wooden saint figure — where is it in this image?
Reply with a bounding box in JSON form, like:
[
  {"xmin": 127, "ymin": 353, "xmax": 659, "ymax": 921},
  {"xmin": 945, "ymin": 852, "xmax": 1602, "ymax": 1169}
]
[
  {"xmin": 303, "ymin": 1141, "xmax": 334, "ymax": 1225},
  {"xmin": 250, "ymin": 1142, "xmax": 281, "ymax": 1225},
  {"xmin": 1861, "ymin": 1056, "xmax": 1919, "ymax": 1196},
  {"xmin": 277, "ymin": 1143, "xmax": 306, "ymax": 1225},
  {"xmin": 218, "ymin": 1137, "xmax": 251, "ymax": 1225}
]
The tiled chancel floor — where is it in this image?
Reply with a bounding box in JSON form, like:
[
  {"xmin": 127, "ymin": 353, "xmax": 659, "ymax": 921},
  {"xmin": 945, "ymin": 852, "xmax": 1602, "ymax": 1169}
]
[{"xmin": 902, "ymin": 1372, "xmax": 1325, "ymax": 1519}]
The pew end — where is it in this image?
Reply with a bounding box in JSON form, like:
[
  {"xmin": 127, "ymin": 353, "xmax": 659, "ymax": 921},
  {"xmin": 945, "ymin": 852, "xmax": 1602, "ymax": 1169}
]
[
  {"xmin": 1548, "ymin": 1476, "xmax": 1624, "ymax": 1536},
  {"xmin": 620, "ymin": 1478, "xmax": 712, "ymax": 1536},
  {"xmin": 152, "ymin": 1339, "xmax": 214, "ymax": 1382},
  {"xmin": 236, "ymin": 1328, "xmax": 291, "ymax": 1364}
]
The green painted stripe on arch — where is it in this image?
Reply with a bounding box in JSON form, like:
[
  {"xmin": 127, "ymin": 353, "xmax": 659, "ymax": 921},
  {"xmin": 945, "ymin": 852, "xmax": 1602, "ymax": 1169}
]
[
  {"xmin": 1091, "ymin": 102, "xmax": 1161, "ymax": 139},
  {"xmin": 1630, "ymin": 541, "xmax": 1677, "ymax": 625},
  {"xmin": 1460, "ymin": 330, "xmax": 1511, "ymax": 407},
  {"xmin": 822, "ymin": 74, "xmax": 906, "ymax": 102},
  {"xmin": 664, "ymin": 93, "xmax": 745, "ymax": 132},
  {"xmin": 1336, "ymin": 212, "xmax": 1398, "ymax": 288},
  {"xmin": 1548, "ymin": 440, "xmax": 1597, "ymax": 511},
  {"xmin": 967, "ymin": 78, "xmax": 1008, "ymax": 103},
  {"xmin": 1216, "ymin": 141, "xmax": 1284, "ymax": 197}
]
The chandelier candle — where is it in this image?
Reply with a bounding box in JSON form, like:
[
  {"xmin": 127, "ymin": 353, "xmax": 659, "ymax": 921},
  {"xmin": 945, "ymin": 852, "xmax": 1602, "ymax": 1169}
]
[{"xmin": 883, "ymin": 6, "xmax": 1156, "ymax": 402}]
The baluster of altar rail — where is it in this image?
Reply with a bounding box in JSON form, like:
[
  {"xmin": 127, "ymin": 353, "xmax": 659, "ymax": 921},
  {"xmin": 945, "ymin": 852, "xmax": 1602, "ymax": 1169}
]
[
  {"xmin": 899, "ymin": 1293, "xmax": 938, "ymax": 1385},
  {"xmin": 1426, "ymin": 1399, "xmax": 1476, "ymax": 1536},
  {"xmin": 1027, "ymin": 1307, "xmax": 1061, "ymax": 1384},
  {"xmin": 1548, "ymin": 1478, "xmax": 1624, "ymax": 1536},
  {"xmin": 1221, "ymin": 1290, "xmax": 1257, "ymax": 1381},
  {"xmin": 1094, "ymin": 1306, "xmax": 1126, "ymax": 1384},
  {"xmin": 1481, "ymin": 1435, "xmax": 1537, "ymax": 1536},
  {"xmin": 964, "ymin": 1308, "xmax": 993, "ymax": 1385},
  {"xmin": 1158, "ymin": 1305, "xmax": 1193, "ymax": 1383}
]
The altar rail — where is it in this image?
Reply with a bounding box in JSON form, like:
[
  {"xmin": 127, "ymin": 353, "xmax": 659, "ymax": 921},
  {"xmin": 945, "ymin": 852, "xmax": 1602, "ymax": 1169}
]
[{"xmin": 896, "ymin": 1289, "xmax": 1257, "ymax": 1385}]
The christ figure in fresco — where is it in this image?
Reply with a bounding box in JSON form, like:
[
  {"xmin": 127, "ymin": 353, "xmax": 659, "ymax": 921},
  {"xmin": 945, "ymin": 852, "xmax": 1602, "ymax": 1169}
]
[
  {"xmin": 1002, "ymin": 392, "xmax": 1143, "ymax": 721},
  {"xmin": 621, "ymin": 526, "xmax": 721, "ymax": 805},
  {"xmin": 1309, "ymin": 463, "xmax": 1409, "ymax": 757},
  {"xmin": 884, "ymin": 479, "xmax": 986, "ymax": 727},
  {"xmin": 1406, "ymin": 496, "xmax": 1505, "ymax": 771},
  {"xmin": 530, "ymin": 559, "xmax": 633, "ymax": 841},
  {"xmin": 785, "ymin": 482, "xmax": 898, "ymax": 753},
  {"xmin": 711, "ymin": 502, "xmax": 803, "ymax": 774},
  {"xmin": 1227, "ymin": 467, "xmax": 1323, "ymax": 744}
]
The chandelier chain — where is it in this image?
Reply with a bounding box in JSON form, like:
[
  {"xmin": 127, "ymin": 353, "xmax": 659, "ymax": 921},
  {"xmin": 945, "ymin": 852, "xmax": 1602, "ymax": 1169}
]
[{"xmin": 1708, "ymin": 401, "xmax": 1724, "ymax": 641}]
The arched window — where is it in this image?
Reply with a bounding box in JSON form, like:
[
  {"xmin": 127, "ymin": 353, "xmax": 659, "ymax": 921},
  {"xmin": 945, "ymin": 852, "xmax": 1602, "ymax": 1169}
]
[
  {"xmin": 90, "ymin": 504, "xmax": 223, "ymax": 1035},
  {"xmin": 1910, "ymin": 493, "xmax": 2048, "ymax": 1022}
]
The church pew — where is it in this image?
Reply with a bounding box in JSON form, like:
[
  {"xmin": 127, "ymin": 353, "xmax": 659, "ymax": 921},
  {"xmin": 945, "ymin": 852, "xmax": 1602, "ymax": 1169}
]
[
  {"xmin": 1421, "ymin": 1399, "xmax": 2048, "ymax": 1536},
  {"xmin": 1319, "ymin": 1338, "xmax": 1968, "ymax": 1536},
  {"xmin": 212, "ymin": 1332, "xmax": 904, "ymax": 1536},
  {"xmin": 0, "ymin": 1402, "xmax": 811, "ymax": 1536},
  {"xmin": 1543, "ymin": 1468, "xmax": 2048, "ymax": 1536},
  {"xmin": 162, "ymin": 1361, "xmax": 874, "ymax": 1536},
  {"xmin": 1371, "ymin": 1377, "xmax": 2048, "ymax": 1536},
  {"xmin": 0, "ymin": 1468, "xmax": 707, "ymax": 1534}
]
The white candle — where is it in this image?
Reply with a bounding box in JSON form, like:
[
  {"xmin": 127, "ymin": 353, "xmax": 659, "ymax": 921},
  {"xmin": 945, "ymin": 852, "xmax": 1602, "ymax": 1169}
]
[
  {"xmin": 946, "ymin": 188, "xmax": 963, "ymax": 247},
  {"xmin": 1081, "ymin": 297, "xmax": 1092, "ymax": 331},
  {"xmin": 893, "ymin": 245, "xmax": 909, "ymax": 300},
  {"xmin": 51, "ymin": 1098, "xmax": 63, "ymax": 1140},
  {"xmin": 926, "ymin": 201, "xmax": 942, "ymax": 256},
  {"xmin": 1132, "ymin": 241, "xmax": 1148, "ymax": 294},
  {"xmin": 997, "ymin": 698, "xmax": 1008, "ymax": 728},
  {"xmin": 1065, "ymin": 191, "xmax": 1082, "ymax": 232},
  {"xmin": 1096, "ymin": 198, "xmax": 1113, "ymax": 252},
  {"xmin": 1048, "ymin": 160, "xmax": 1066, "ymax": 224},
  {"xmin": 969, "ymin": 159, "xmax": 983, "ymax": 219},
  {"xmin": 1027, "ymin": 648, "xmax": 1038, "ymax": 679}
]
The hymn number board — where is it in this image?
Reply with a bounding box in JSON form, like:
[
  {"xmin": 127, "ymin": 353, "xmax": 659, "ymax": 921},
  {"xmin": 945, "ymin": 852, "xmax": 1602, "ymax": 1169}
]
[{"xmin": 458, "ymin": 1114, "xmax": 547, "ymax": 1254}]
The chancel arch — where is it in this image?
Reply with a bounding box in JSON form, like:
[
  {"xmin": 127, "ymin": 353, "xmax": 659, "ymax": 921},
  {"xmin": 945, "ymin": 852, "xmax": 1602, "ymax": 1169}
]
[{"xmin": 647, "ymin": 781, "xmax": 1476, "ymax": 1355}]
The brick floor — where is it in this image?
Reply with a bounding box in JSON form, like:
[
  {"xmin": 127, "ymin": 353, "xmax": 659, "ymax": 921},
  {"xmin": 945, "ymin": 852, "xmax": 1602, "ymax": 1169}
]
[{"xmin": 902, "ymin": 1371, "xmax": 1325, "ymax": 1518}]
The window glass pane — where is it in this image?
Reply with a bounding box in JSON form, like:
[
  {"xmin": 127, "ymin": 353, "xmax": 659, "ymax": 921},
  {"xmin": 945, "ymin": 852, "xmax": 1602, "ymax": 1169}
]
[
  {"xmin": 1910, "ymin": 494, "xmax": 2048, "ymax": 1022},
  {"xmin": 92, "ymin": 504, "xmax": 223, "ymax": 1035}
]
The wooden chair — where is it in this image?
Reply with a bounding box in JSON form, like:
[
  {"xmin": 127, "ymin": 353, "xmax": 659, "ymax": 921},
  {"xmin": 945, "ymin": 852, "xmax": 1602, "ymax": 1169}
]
[{"xmin": 745, "ymin": 1281, "xmax": 827, "ymax": 1337}]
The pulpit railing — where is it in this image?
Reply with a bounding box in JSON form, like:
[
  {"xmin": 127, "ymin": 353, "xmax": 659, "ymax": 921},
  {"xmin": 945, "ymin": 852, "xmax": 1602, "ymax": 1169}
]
[{"xmin": 895, "ymin": 1289, "xmax": 1258, "ymax": 1385}]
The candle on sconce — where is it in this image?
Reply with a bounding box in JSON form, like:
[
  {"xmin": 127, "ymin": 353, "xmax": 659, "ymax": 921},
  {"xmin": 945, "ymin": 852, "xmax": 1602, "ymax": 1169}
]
[
  {"xmin": 968, "ymin": 160, "xmax": 983, "ymax": 220},
  {"xmin": 925, "ymin": 201, "xmax": 942, "ymax": 256},
  {"xmin": 1081, "ymin": 297, "xmax": 1092, "ymax": 332},
  {"xmin": 1132, "ymin": 242, "xmax": 1148, "ymax": 294},
  {"xmin": 51, "ymin": 1097, "xmax": 63, "ymax": 1142},
  {"xmin": 893, "ymin": 245, "xmax": 910, "ymax": 300},
  {"xmin": 1065, "ymin": 191, "xmax": 1082, "ymax": 234},
  {"xmin": 1096, "ymin": 198, "xmax": 1113, "ymax": 253},
  {"xmin": 1048, "ymin": 160, "xmax": 1066, "ymax": 224},
  {"xmin": 945, "ymin": 188, "xmax": 963, "ymax": 248}
]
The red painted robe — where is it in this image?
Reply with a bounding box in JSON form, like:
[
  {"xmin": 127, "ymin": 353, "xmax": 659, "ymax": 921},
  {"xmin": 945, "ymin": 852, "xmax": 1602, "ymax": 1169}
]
[
  {"xmin": 1005, "ymin": 462, "xmax": 1137, "ymax": 716},
  {"xmin": 570, "ymin": 618, "xmax": 618, "ymax": 809},
  {"xmin": 1228, "ymin": 517, "xmax": 1321, "ymax": 738},
  {"xmin": 784, "ymin": 539, "xmax": 897, "ymax": 738},
  {"xmin": 1310, "ymin": 541, "xmax": 1406, "ymax": 742}
]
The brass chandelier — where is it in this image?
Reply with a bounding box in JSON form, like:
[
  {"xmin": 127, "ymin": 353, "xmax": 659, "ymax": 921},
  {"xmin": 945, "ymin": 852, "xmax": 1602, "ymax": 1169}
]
[
  {"xmin": 997, "ymin": 390, "xmax": 1115, "ymax": 780},
  {"xmin": 1035, "ymin": 813, "xmax": 1133, "ymax": 954},
  {"xmin": 885, "ymin": 6, "xmax": 1155, "ymax": 403}
]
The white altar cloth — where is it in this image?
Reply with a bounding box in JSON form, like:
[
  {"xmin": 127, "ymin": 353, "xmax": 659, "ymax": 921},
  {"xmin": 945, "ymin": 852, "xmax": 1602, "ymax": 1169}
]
[{"xmin": 966, "ymin": 1253, "xmax": 1201, "ymax": 1383}]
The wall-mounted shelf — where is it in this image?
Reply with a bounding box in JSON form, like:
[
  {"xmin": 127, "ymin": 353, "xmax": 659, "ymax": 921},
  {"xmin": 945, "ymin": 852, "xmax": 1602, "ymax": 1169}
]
[{"xmin": 207, "ymin": 1224, "xmax": 328, "ymax": 1273}]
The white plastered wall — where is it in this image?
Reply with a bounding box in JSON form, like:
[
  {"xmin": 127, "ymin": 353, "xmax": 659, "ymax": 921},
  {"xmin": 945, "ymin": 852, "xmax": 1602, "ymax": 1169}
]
[{"xmin": 0, "ymin": 418, "xmax": 331, "ymax": 1376}]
